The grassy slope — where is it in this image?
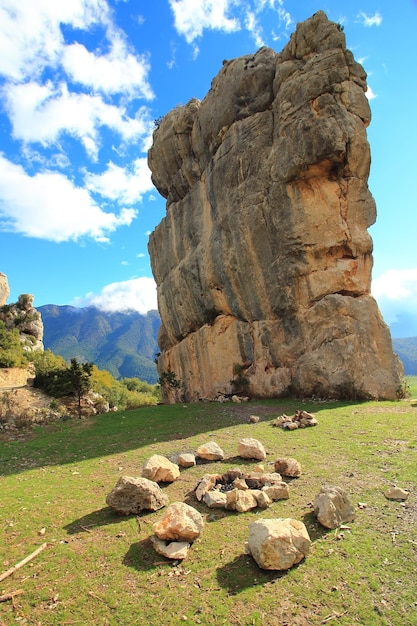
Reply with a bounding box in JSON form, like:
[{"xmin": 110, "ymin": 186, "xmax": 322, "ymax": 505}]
[{"xmin": 1, "ymin": 385, "xmax": 416, "ymax": 625}]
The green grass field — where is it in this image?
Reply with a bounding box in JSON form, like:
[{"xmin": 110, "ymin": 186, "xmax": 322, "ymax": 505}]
[{"xmin": 1, "ymin": 393, "xmax": 416, "ymax": 625}]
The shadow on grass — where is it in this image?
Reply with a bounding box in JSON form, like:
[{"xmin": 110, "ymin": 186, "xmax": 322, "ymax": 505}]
[
  {"xmin": 300, "ymin": 510, "xmax": 330, "ymax": 542},
  {"xmin": 123, "ymin": 538, "xmax": 161, "ymax": 572},
  {"xmin": 215, "ymin": 514, "xmax": 327, "ymax": 595},
  {"xmin": 0, "ymin": 397, "xmax": 363, "ymax": 477},
  {"xmin": 216, "ymin": 553, "xmax": 289, "ymax": 594},
  {"xmin": 64, "ymin": 506, "xmax": 155, "ymax": 535}
]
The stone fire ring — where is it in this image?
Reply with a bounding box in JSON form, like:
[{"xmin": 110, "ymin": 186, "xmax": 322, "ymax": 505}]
[{"xmin": 195, "ymin": 467, "xmax": 290, "ymax": 513}]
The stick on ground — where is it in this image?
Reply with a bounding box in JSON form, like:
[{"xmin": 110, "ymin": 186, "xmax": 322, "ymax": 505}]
[
  {"xmin": 0, "ymin": 543, "xmax": 48, "ymax": 583},
  {"xmin": 0, "ymin": 589, "xmax": 24, "ymax": 603}
]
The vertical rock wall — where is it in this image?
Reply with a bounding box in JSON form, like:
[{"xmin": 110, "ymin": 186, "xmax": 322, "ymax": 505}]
[{"xmin": 148, "ymin": 11, "xmax": 402, "ymax": 402}]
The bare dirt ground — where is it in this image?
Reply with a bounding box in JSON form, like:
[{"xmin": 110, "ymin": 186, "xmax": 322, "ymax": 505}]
[{"xmin": 0, "ymin": 385, "xmax": 53, "ymax": 411}]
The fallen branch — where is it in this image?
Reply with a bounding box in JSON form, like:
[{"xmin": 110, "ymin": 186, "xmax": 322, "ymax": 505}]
[
  {"xmin": 0, "ymin": 543, "xmax": 48, "ymax": 583},
  {"xmin": 322, "ymin": 611, "xmax": 348, "ymax": 623},
  {"xmin": 0, "ymin": 589, "xmax": 24, "ymax": 603}
]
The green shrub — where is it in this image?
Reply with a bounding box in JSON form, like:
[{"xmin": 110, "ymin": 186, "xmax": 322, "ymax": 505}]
[
  {"xmin": 0, "ymin": 320, "xmax": 28, "ymax": 367},
  {"xmin": 91, "ymin": 368, "xmax": 160, "ymax": 410},
  {"xmin": 31, "ymin": 350, "xmax": 69, "ymax": 396},
  {"xmin": 230, "ymin": 362, "xmax": 250, "ymax": 395}
]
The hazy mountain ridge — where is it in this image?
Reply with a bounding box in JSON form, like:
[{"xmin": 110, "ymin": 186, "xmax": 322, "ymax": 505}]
[
  {"xmin": 392, "ymin": 337, "xmax": 417, "ymax": 376},
  {"xmin": 38, "ymin": 305, "xmax": 160, "ymax": 383},
  {"xmin": 38, "ymin": 304, "xmax": 416, "ymax": 383}
]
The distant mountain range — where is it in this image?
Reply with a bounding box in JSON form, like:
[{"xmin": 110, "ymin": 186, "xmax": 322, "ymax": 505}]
[
  {"xmin": 38, "ymin": 304, "xmax": 417, "ymax": 383},
  {"xmin": 38, "ymin": 305, "xmax": 160, "ymax": 383},
  {"xmin": 392, "ymin": 337, "xmax": 417, "ymax": 376}
]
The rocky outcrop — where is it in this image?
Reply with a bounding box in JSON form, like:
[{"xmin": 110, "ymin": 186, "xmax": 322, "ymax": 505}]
[
  {"xmin": 0, "ymin": 273, "xmax": 10, "ymax": 306},
  {"xmin": 0, "ymin": 274, "xmax": 44, "ymax": 352},
  {"xmin": 148, "ymin": 11, "xmax": 402, "ymax": 402}
]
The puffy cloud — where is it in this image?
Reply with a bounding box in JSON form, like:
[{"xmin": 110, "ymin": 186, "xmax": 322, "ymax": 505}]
[
  {"xmin": 73, "ymin": 277, "xmax": 157, "ymax": 313},
  {"xmin": 169, "ymin": 0, "xmax": 293, "ymax": 46},
  {"xmin": 357, "ymin": 11, "xmax": 382, "ymax": 27},
  {"xmin": 372, "ymin": 269, "xmax": 417, "ymax": 337},
  {"xmin": 169, "ymin": 0, "xmax": 241, "ymax": 43},
  {"xmin": 62, "ymin": 36, "xmax": 154, "ymax": 99},
  {"xmin": 84, "ymin": 158, "xmax": 154, "ymax": 204},
  {"xmin": 0, "ymin": 0, "xmax": 154, "ymax": 162},
  {"xmin": 0, "ymin": 154, "xmax": 136, "ymax": 242},
  {"xmin": 0, "ymin": 0, "xmax": 110, "ymax": 81},
  {"xmin": 4, "ymin": 81, "xmax": 152, "ymax": 160}
]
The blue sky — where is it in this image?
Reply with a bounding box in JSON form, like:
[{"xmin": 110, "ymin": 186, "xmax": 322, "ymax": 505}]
[{"xmin": 0, "ymin": 0, "xmax": 416, "ymax": 337}]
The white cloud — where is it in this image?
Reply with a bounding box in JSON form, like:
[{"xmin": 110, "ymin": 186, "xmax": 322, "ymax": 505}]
[
  {"xmin": 277, "ymin": 5, "xmax": 292, "ymax": 29},
  {"xmin": 255, "ymin": 0, "xmax": 292, "ymax": 29},
  {"xmin": 169, "ymin": 0, "xmax": 293, "ymax": 47},
  {"xmin": 0, "ymin": 154, "xmax": 136, "ymax": 242},
  {"xmin": 0, "ymin": 0, "xmax": 154, "ymax": 162},
  {"xmin": 73, "ymin": 277, "xmax": 158, "ymax": 313},
  {"xmin": 365, "ymin": 86, "xmax": 377, "ymax": 100},
  {"xmin": 5, "ymin": 81, "xmax": 152, "ymax": 160},
  {"xmin": 372, "ymin": 268, "xmax": 417, "ymax": 328},
  {"xmin": 62, "ymin": 36, "xmax": 154, "ymax": 99},
  {"xmin": 357, "ymin": 11, "xmax": 382, "ymax": 27},
  {"xmin": 169, "ymin": 0, "xmax": 241, "ymax": 43},
  {"xmin": 85, "ymin": 158, "xmax": 154, "ymax": 204},
  {"xmin": 0, "ymin": 0, "xmax": 110, "ymax": 81},
  {"xmin": 245, "ymin": 11, "xmax": 264, "ymax": 47}
]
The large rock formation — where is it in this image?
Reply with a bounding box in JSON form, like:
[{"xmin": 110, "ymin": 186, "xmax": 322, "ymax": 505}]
[
  {"xmin": 148, "ymin": 11, "xmax": 402, "ymax": 402},
  {"xmin": 0, "ymin": 274, "xmax": 44, "ymax": 351}
]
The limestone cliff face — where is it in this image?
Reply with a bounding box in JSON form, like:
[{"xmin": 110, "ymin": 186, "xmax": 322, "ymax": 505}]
[{"xmin": 148, "ymin": 11, "xmax": 402, "ymax": 402}]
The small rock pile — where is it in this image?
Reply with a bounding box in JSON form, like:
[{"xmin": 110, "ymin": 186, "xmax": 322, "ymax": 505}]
[{"xmin": 271, "ymin": 410, "xmax": 318, "ymax": 430}]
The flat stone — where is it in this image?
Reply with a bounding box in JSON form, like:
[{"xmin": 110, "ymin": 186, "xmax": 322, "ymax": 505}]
[
  {"xmin": 196, "ymin": 441, "xmax": 225, "ymax": 461},
  {"xmin": 385, "ymin": 487, "xmax": 409, "ymax": 501},
  {"xmin": 150, "ymin": 535, "xmax": 190, "ymax": 560},
  {"xmin": 178, "ymin": 453, "xmax": 196, "ymax": 468}
]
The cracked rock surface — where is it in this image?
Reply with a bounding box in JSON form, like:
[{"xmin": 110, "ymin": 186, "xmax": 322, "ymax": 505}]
[{"xmin": 149, "ymin": 11, "xmax": 402, "ymax": 403}]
